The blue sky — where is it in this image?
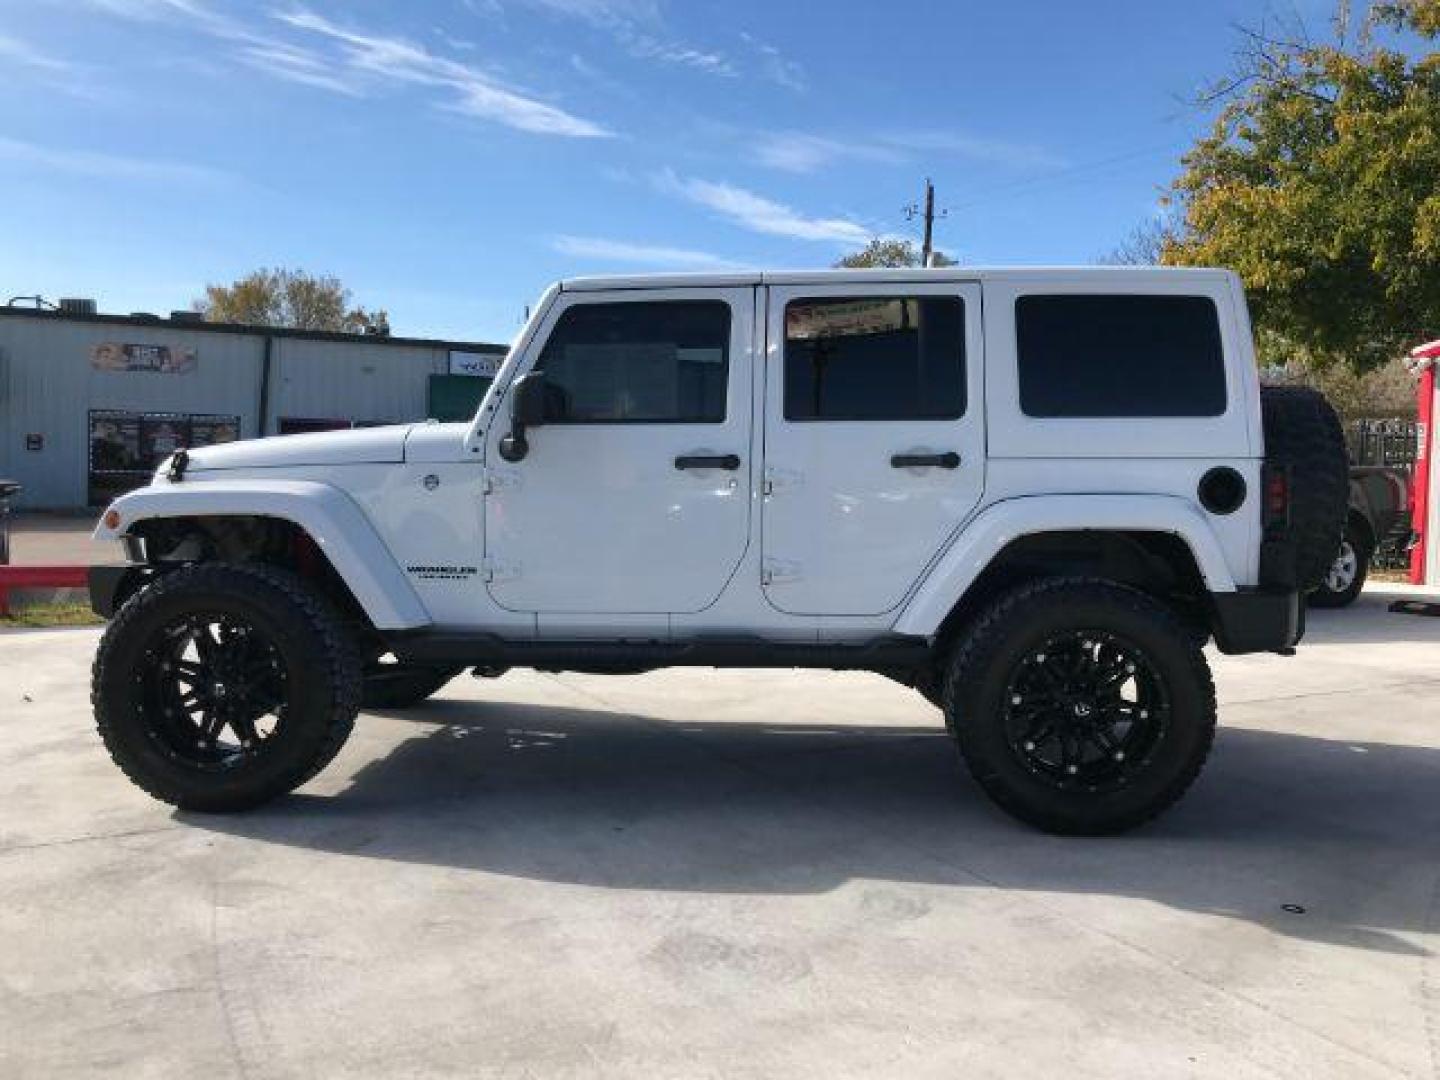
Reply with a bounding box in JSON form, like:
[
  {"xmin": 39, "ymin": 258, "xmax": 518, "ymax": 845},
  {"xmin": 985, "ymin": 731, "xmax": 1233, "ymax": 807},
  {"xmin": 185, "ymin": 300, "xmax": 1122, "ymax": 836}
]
[{"xmin": 0, "ymin": 0, "xmax": 1335, "ymax": 343}]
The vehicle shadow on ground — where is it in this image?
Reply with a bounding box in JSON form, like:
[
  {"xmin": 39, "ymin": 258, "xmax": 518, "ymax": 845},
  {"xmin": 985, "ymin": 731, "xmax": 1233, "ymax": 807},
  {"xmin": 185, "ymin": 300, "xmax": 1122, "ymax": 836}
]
[
  {"xmin": 1306, "ymin": 586, "xmax": 1440, "ymax": 647},
  {"xmin": 185, "ymin": 697, "xmax": 1440, "ymax": 957}
]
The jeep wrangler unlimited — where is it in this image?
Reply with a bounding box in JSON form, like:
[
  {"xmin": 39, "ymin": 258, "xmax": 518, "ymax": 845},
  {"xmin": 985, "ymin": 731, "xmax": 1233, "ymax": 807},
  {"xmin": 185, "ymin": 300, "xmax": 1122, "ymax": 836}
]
[{"xmin": 89, "ymin": 268, "xmax": 1348, "ymax": 834}]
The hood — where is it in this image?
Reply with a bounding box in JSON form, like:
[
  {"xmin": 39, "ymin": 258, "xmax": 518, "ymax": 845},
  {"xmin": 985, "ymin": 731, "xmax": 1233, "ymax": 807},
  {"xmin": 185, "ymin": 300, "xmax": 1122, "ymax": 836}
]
[{"xmin": 182, "ymin": 424, "xmax": 416, "ymax": 472}]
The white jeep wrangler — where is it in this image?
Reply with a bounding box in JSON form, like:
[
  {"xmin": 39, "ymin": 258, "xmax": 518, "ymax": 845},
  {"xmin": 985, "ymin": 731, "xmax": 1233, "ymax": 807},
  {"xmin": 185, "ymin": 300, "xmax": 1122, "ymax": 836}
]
[{"xmin": 89, "ymin": 268, "xmax": 1348, "ymax": 834}]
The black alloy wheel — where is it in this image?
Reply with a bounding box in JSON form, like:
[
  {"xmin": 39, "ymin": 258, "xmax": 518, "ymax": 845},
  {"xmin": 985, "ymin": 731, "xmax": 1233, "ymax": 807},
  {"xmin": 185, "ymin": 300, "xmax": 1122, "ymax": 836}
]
[
  {"xmin": 1002, "ymin": 630, "xmax": 1170, "ymax": 792},
  {"xmin": 138, "ymin": 612, "xmax": 290, "ymax": 770}
]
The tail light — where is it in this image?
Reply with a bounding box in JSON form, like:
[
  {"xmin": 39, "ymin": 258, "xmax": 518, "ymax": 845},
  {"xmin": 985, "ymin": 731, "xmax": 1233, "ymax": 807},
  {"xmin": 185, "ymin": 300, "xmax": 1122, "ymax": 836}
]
[{"xmin": 1261, "ymin": 463, "xmax": 1291, "ymax": 532}]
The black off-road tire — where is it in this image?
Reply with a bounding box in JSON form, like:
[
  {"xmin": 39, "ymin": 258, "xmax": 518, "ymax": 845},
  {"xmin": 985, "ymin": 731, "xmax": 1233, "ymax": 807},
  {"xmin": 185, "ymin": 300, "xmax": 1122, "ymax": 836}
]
[
  {"xmin": 943, "ymin": 577, "xmax": 1216, "ymax": 836},
  {"xmin": 92, "ymin": 562, "xmax": 362, "ymax": 811},
  {"xmin": 362, "ymin": 662, "xmax": 463, "ymax": 709},
  {"xmin": 1260, "ymin": 385, "xmax": 1349, "ymax": 593},
  {"xmin": 1309, "ymin": 522, "xmax": 1370, "ymax": 608}
]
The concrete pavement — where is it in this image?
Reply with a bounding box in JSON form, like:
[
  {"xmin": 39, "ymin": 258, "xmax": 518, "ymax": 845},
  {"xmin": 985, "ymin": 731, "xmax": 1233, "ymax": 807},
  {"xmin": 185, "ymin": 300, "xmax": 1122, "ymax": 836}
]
[{"xmin": 2, "ymin": 586, "xmax": 1439, "ymax": 1078}]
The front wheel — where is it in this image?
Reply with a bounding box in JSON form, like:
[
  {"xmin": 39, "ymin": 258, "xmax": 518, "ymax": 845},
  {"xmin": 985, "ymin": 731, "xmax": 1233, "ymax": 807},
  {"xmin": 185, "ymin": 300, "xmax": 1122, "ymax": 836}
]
[
  {"xmin": 943, "ymin": 577, "xmax": 1216, "ymax": 835},
  {"xmin": 92, "ymin": 563, "xmax": 361, "ymax": 811},
  {"xmin": 1309, "ymin": 526, "xmax": 1369, "ymax": 608}
]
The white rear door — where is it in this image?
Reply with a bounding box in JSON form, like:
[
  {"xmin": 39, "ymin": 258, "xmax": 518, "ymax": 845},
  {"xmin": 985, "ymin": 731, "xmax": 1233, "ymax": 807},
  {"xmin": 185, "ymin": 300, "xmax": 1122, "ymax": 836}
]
[{"xmin": 760, "ymin": 281, "xmax": 985, "ymax": 616}]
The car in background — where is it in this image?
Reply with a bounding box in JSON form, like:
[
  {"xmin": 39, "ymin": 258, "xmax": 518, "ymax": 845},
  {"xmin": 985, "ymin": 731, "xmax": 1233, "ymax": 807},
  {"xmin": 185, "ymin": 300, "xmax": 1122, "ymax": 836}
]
[{"xmin": 1312, "ymin": 466, "xmax": 1411, "ymax": 607}]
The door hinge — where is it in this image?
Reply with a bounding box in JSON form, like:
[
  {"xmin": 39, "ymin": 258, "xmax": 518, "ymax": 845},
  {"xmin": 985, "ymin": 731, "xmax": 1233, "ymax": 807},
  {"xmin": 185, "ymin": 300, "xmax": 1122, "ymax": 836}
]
[
  {"xmin": 482, "ymin": 557, "xmax": 522, "ymax": 583},
  {"xmin": 762, "ymin": 467, "xmax": 803, "ymax": 497},
  {"xmin": 761, "ymin": 558, "xmax": 802, "ymax": 586}
]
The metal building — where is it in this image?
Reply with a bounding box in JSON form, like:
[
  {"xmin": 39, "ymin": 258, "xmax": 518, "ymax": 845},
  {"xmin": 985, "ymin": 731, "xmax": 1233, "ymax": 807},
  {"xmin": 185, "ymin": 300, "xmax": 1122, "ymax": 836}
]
[{"xmin": 0, "ymin": 303, "xmax": 506, "ymax": 509}]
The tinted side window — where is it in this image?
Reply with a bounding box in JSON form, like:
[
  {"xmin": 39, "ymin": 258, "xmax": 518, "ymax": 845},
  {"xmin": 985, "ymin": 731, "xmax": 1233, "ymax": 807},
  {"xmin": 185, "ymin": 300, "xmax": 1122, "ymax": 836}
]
[
  {"xmin": 1015, "ymin": 295, "xmax": 1226, "ymax": 418},
  {"xmin": 784, "ymin": 296, "xmax": 965, "ymax": 421},
  {"xmin": 536, "ymin": 300, "xmax": 730, "ymax": 423}
]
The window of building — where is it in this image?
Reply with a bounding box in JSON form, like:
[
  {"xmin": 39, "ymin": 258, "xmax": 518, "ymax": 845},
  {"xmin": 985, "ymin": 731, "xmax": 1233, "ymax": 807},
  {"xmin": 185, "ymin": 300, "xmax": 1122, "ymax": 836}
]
[
  {"xmin": 535, "ymin": 300, "xmax": 730, "ymax": 423},
  {"xmin": 783, "ymin": 296, "xmax": 965, "ymax": 421},
  {"xmin": 87, "ymin": 410, "xmax": 239, "ymax": 505},
  {"xmin": 1015, "ymin": 294, "xmax": 1227, "ymax": 418}
]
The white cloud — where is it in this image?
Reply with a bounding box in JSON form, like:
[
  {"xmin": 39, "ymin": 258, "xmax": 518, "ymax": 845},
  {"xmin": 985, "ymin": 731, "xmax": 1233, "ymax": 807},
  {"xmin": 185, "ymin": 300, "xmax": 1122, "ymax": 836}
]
[
  {"xmin": 738, "ymin": 32, "xmax": 804, "ymax": 92},
  {"xmin": 0, "ymin": 33, "xmax": 75, "ymax": 74},
  {"xmin": 753, "ymin": 132, "xmax": 905, "ymax": 174},
  {"xmin": 432, "ymin": 27, "xmax": 478, "ymax": 52},
  {"xmin": 483, "ymin": 0, "xmax": 748, "ymax": 81},
  {"xmin": 551, "ymin": 234, "xmax": 733, "ymax": 267},
  {"xmin": 751, "ymin": 128, "xmax": 1067, "ymax": 175},
  {"xmin": 657, "ymin": 170, "xmax": 870, "ymax": 244},
  {"xmin": 73, "ymin": 0, "xmax": 609, "ymax": 138},
  {"xmin": 505, "ymin": 0, "xmax": 661, "ymax": 23},
  {"xmin": 886, "ymin": 131, "xmax": 1067, "ymax": 170},
  {"xmin": 237, "ymin": 41, "xmax": 364, "ymax": 95},
  {"xmin": 79, "ymin": 0, "xmax": 212, "ymax": 18},
  {"xmin": 276, "ymin": 10, "xmax": 611, "ymax": 138},
  {"xmin": 0, "ymin": 135, "xmax": 232, "ymax": 186},
  {"xmin": 624, "ymin": 33, "xmax": 734, "ymax": 76}
]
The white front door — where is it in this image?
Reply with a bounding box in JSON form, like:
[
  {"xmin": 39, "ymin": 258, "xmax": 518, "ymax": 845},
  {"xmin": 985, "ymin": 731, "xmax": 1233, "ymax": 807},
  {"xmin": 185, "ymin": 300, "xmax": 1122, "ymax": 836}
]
[
  {"xmin": 761, "ymin": 282, "xmax": 986, "ymax": 616},
  {"xmin": 484, "ymin": 287, "xmax": 755, "ymax": 615}
]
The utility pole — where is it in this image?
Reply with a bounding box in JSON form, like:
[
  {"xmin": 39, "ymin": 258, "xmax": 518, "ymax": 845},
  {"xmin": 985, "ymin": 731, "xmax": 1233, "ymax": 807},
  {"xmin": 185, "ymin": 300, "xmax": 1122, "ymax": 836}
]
[
  {"xmin": 921, "ymin": 179, "xmax": 935, "ymax": 267},
  {"xmin": 903, "ymin": 178, "xmax": 947, "ymax": 267}
]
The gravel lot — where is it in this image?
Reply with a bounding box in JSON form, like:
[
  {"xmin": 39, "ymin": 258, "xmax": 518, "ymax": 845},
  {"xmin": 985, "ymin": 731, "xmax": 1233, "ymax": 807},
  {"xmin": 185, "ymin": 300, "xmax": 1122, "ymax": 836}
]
[{"xmin": 3, "ymin": 586, "xmax": 1439, "ymax": 1079}]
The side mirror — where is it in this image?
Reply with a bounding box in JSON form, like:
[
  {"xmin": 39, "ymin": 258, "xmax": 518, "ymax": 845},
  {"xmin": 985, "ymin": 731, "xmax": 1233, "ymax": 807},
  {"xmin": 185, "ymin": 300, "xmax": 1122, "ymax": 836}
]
[
  {"xmin": 499, "ymin": 371, "xmax": 548, "ymax": 462},
  {"xmin": 511, "ymin": 371, "xmax": 548, "ymax": 427}
]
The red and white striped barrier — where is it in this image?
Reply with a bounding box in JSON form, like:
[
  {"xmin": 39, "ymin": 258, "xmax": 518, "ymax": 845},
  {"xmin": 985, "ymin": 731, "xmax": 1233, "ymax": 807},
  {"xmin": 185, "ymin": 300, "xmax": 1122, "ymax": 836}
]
[{"xmin": 0, "ymin": 565, "xmax": 89, "ymax": 616}]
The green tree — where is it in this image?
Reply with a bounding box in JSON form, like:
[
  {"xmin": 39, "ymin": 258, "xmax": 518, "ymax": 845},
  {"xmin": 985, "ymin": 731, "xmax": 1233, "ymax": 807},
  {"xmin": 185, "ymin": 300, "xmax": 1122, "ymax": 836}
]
[
  {"xmin": 197, "ymin": 268, "xmax": 389, "ymax": 335},
  {"xmin": 1378, "ymin": 0, "xmax": 1440, "ymax": 35},
  {"xmin": 835, "ymin": 238, "xmax": 957, "ymax": 269},
  {"xmin": 1161, "ymin": 0, "xmax": 1440, "ymax": 371}
]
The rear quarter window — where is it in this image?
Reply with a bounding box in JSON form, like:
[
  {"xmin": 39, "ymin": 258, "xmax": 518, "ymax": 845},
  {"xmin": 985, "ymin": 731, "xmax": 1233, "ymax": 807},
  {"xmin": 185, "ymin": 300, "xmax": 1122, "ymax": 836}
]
[{"xmin": 1015, "ymin": 294, "xmax": 1227, "ymax": 418}]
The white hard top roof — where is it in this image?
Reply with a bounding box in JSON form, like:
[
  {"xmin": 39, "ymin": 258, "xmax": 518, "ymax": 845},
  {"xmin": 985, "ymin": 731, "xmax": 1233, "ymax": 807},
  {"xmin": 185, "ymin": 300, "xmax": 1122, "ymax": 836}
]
[{"xmin": 558, "ymin": 266, "xmax": 1234, "ymax": 292}]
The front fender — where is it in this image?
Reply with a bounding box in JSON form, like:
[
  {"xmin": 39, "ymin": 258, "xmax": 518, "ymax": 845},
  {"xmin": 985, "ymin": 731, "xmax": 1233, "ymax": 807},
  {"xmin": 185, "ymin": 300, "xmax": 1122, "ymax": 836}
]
[
  {"xmin": 94, "ymin": 479, "xmax": 430, "ymax": 630},
  {"xmin": 893, "ymin": 494, "xmax": 1238, "ymax": 637}
]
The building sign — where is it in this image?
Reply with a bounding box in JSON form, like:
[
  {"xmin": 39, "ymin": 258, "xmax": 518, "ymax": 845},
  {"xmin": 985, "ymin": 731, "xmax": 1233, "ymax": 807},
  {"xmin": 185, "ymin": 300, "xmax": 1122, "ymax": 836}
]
[
  {"xmin": 91, "ymin": 342, "xmax": 198, "ymax": 374},
  {"xmin": 88, "ymin": 410, "xmax": 238, "ymax": 505},
  {"xmin": 449, "ymin": 350, "xmax": 502, "ymax": 378}
]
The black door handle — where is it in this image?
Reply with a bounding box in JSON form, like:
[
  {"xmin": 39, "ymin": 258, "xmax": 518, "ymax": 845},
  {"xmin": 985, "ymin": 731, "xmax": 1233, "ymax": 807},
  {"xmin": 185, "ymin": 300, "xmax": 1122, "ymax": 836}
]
[
  {"xmin": 891, "ymin": 452, "xmax": 960, "ymax": 469},
  {"xmin": 675, "ymin": 454, "xmax": 741, "ymax": 471}
]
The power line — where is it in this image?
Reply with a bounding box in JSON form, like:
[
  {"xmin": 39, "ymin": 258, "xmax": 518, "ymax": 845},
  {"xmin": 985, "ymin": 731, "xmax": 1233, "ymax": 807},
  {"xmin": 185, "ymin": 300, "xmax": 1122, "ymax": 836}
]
[
  {"xmin": 944, "ymin": 142, "xmax": 1183, "ymax": 213},
  {"xmin": 885, "ymin": 144, "xmax": 1183, "ymax": 264}
]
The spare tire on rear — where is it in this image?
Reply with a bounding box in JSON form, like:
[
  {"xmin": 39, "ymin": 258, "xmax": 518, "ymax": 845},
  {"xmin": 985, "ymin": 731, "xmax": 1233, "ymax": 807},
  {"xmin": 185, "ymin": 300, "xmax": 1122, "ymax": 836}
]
[{"xmin": 1260, "ymin": 385, "xmax": 1349, "ymax": 593}]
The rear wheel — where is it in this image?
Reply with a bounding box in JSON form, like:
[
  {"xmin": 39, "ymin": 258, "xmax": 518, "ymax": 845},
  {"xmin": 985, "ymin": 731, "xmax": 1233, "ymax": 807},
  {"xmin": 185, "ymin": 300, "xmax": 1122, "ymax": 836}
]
[
  {"xmin": 93, "ymin": 563, "xmax": 361, "ymax": 811},
  {"xmin": 944, "ymin": 577, "xmax": 1216, "ymax": 835}
]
